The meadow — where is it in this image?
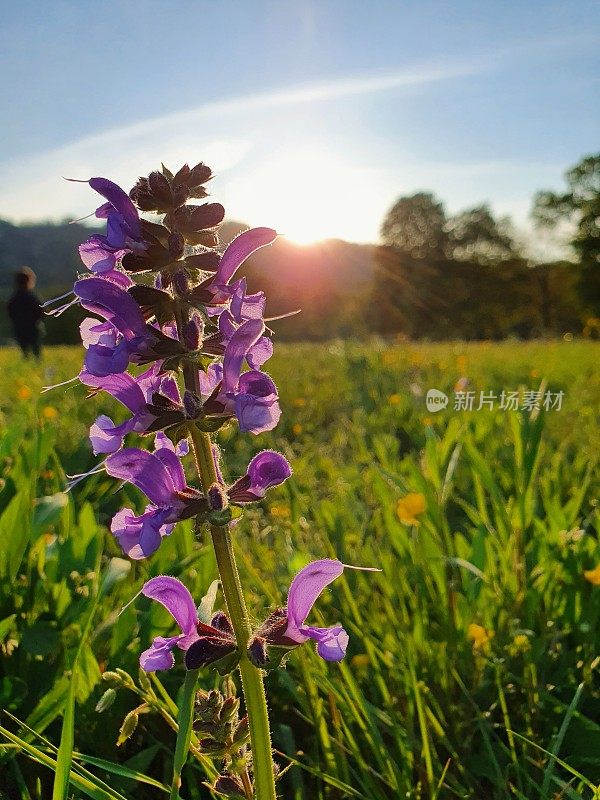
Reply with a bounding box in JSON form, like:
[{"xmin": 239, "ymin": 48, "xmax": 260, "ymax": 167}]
[{"xmin": 0, "ymin": 339, "xmax": 599, "ymax": 800}]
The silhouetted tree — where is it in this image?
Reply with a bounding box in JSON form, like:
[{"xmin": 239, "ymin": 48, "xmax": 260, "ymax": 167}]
[{"xmin": 533, "ymin": 153, "xmax": 600, "ymax": 314}]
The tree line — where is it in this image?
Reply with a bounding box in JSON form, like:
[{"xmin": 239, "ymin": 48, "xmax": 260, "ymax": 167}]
[{"xmin": 368, "ymin": 153, "xmax": 599, "ymax": 339}]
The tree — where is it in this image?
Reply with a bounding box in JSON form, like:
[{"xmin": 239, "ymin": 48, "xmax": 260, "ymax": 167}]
[
  {"xmin": 380, "ymin": 193, "xmax": 448, "ymax": 261},
  {"xmin": 533, "ymin": 153, "xmax": 600, "ymax": 314},
  {"xmin": 446, "ymin": 204, "xmax": 516, "ymax": 265}
]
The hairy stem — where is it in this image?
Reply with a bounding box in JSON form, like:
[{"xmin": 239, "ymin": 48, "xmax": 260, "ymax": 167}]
[{"xmin": 188, "ymin": 423, "xmax": 277, "ymax": 800}]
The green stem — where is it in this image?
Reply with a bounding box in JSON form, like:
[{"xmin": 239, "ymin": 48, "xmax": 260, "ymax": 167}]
[
  {"xmin": 169, "ymin": 668, "xmax": 200, "ymax": 800},
  {"xmin": 189, "ymin": 424, "xmax": 277, "ymax": 800}
]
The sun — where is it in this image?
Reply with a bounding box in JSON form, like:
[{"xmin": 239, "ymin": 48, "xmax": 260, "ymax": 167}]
[{"xmin": 228, "ymin": 147, "xmax": 381, "ymax": 245}]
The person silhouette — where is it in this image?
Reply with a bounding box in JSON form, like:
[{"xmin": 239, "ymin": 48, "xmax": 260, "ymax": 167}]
[{"xmin": 7, "ymin": 267, "xmax": 44, "ymax": 359}]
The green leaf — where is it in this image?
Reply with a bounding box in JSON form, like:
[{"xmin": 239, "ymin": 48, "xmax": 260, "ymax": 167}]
[
  {"xmin": 0, "ymin": 613, "xmax": 17, "ymax": 643},
  {"xmin": 32, "ymin": 492, "xmax": 69, "ymax": 539},
  {"xmin": 0, "ymin": 489, "xmax": 31, "ymax": 583},
  {"xmin": 197, "ymin": 579, "xmax": 219, "ymax": 624}
]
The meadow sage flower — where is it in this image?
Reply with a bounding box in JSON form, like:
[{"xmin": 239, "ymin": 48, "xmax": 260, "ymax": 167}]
[
  {"xmin": 81, "ymin": 363, "xmax": 181, "ymax": 454},
  {"xmin": 106, "ymin": 446, "xmax": 205, "ymax": 559},
  {"xmin": 138, "ymin": 576, "xmax": 236, "ymax": 672},
  {"xmin": 77, "ymin": 177, "xmax": 147, "ymax": 275},
  {"xmin": 251, "ymin": 560, "xmax": 363, "ymax": 664}
]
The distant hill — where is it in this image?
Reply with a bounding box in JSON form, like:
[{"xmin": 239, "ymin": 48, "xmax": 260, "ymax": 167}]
[
  {"xmin": 0, "ymin": 218, "xmax": 101, "ymax": 295},
  {"xmin": 0, "ymin": 217, "xmax": 375, "ymax": 340}
]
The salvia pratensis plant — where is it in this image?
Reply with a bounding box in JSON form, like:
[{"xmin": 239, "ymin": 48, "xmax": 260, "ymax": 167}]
[{"xmin": 49, "ymin": 164, "xmax": 377, "ymax": 799}]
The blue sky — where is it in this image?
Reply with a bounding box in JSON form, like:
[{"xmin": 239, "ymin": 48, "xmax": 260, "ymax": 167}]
[{"xmin": 0, "ymin": 0, "xmax": 598, "ymax": 245}]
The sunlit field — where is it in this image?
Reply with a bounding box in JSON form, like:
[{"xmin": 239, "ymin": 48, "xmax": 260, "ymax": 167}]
[{"xmin": 1, "ymin": 340, "xmax": 599, "ymax": 799}]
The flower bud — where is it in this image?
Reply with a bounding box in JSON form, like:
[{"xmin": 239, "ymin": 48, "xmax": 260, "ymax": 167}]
[
  {"xmin": 101, "ymin": 671, "xmax": 123, "ymax": 688},
  {"xmin": 183, "ymin": 389, "xmax": 202, "ymax": 420},
  {"xmin": 208, "ymin": 483, "xmax": 227, "ymax": 512},
  {"xmin": 183, "ymin": 316, "xmax": 203, "ymax": 350},
  {"xmin": 95, "ymin": 688, "xmax": 117, "ymax": 713},
  {"xmin": 219, "ymin": 695, "xmax": 240, "ymax": 723},
  {"xmin": 138, "ymin": 668, "xmax": 151, "ymax": 692},
  {"xmin": 115, "ymin": 668, "xmax": 136, "ymax": 689},
  {"xmin": 247, "ymin": 636, "xmax": 268, "ymax": 667},
  {"xmin": 117, "ymin": 710, "xmax": 139, "ymax": 746},
  {"xmin": 213, "ymin": 774, "xmax": 246, "ymax": 798},
  {"xmin": 232, "ymin": 716, "xmax": 250, "ymax": 747},
  {"xmin": 148, "ymin": 170, "xmax": 174, "ymax": 209},
  {"xmin": 199, "ymin": 737, "xmax": 228, "ymax": 757},
  {"xmin": 168, "ymin": 232, "xmax": 185, "ymax": 260},
  {"xmin": 173, "ymin": 270, "xmax": 189, "ymax": 296}
]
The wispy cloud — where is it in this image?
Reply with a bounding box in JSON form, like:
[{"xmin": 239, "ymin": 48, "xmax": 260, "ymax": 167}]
[{"xmin": 0, "ymin": 57, "xmax": 485, "ymax": 222}]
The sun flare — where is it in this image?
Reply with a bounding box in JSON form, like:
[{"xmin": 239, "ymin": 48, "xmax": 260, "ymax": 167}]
[{"xmin": 229, "ymin": 147, "xmax": 384, "ymax": 245}]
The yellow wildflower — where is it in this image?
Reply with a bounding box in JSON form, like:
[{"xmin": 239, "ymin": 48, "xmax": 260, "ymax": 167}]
[
  {"xmin": 397, "ymin": 493, "xmax": 426, "ymax": 526},
  {"xmin": 388, "ymin": 393, "xmax": 401, "ymax": 406},
  {"xmin": 293, "ymin": 397, "xmax": 306, "ymax": 408},
  {"xmin": 508, "ymin": 634, "xmax": 530, "ymax": 656},
  {"xmin": 456, "ymin": 355, "xmax": 468, "ymax": 373},
  {"xmin": 584, "ymin": 565, "xmax": 600, "ymax": 586},
  {"xmin": 42, "ymin": 406, "xmax": 58, "ymax": 420},
  {"xmin": 17, "ymin": 386, "xmax": 32, "ymax": 401},
  {"xmin": 270, "ymin": 504, "xmax": 290, "ymax": 518},
  {"xmin": 292, "ymin": 423, "xmax": 303, "ymax": 436},
  {"xmin": 468, "ymin": 623, "xmax": 494, "ymax": 652}
]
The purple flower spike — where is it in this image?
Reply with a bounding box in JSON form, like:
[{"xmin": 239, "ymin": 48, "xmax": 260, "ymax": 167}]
[
  {"xmin": 285, "ymin": 559, "xmax": 349, "ymax": 662},
  {"xmin": 228, "ymin": 450, "xmax": 292, "ymax": 503}
]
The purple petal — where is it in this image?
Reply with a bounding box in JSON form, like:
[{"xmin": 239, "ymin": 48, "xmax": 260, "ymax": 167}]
[
  {"xmin": 84, "ymin": 341, "xmax": 130, "ymax": 377},
  {"xmin": 199, "ymin": 363, "xmax": 223, "ymax": 397},
  {"xmin": 246, "ymin": 449, "xmax": 291, "ymax": 493},
  {"xmin": 89, "ymin": 414, "xmax": 134, "ymax": 455},
  {"xmin": 80, "ymin": 318, "xmax": 118, "ymax": 349},
  {"xmin": 234, "ymin": 393, "xmax": 281, "ymax": 434},
  {"xmin": 221, "ymin": 319, "xmax": 265, "ymax": 394},
  {"xmin": 80, "ymin": 371, "xmax": 146, "ymax": 415},
  {"xmin": 141, "ymin": 575, "xmax": 198, "ymax": 638},
  {"xmin": 105, "ymin": 448, "xmax": 177, "ymax": 505},
  {"xmin": 153, "ymin": 445, "xmax": 187, "ymax": 493},
  {"xmin": 301, "ymin": 624, "xmax": 349, "ymax": 662},
  {"xmin": 111, "ymin": 506, "xmax": 174, "ymax": 560},
  {"xmin": 229, "ymin": 450, "xmax": 291, "ymax": 502},
  {"xmin": 140, "ymin": 635, "xmax": 181, "ymax": 672},
  {"xmin": 79, "ymin": 237, "xmax": 118, "ymax": 273},
  {"xmin": 74, "ymin": 278, "xmax": 146, "ymax": 337},
  {"xmin": 89, "ymin": 177, "xmax": 141, "ymax": 238},
  {"xmin": 215, "ymin": 228, "xmax": 277, "ymax": 285},
  {"xmin": 285, "ymin": 559, "xmax": 345, "ymax": 636},
  {"xmin": 247, "ymin": 336, "xmax": 273, "ymax": 369}
]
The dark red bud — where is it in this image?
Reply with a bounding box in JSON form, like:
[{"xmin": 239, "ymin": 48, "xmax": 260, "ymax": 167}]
[
  {"xmin": 208, "ymin": 484, "xmax": 227, "ymax": 512},
  {"xmin": 182, "ymin": 316, "xmax": 203, "ymax": 350},
  {"xmin": 168, "ymin": 232, "xmax": 185, "ymax": 259},
  {"xmin": 214, "ymin": 774, "xmax": 246, "ymax": 798},
  {"xmin": 247, "ymin": 636, "xmax": 268, "ymax": 667},
  {"xmin": 173, "ymin": 271, "xmax": 189, "ymax": 296}
]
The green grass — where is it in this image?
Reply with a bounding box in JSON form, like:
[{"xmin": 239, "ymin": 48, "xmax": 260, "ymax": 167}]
[{"xmin": 0, "ymin": 340, "xmax": 599, "ymax": 799}]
